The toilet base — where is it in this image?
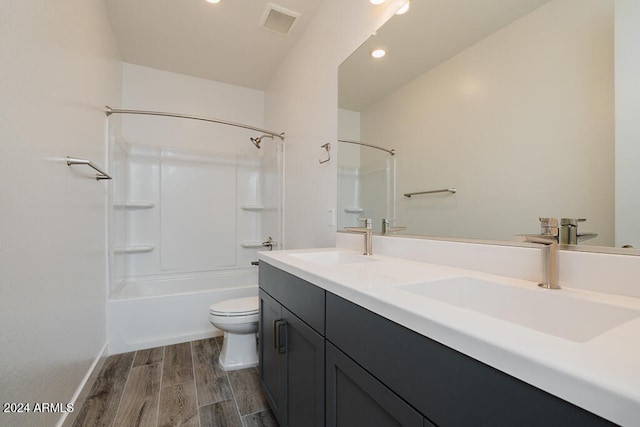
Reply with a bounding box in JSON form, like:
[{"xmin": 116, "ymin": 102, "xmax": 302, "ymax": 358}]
[{"xmin": 219, "ymin": 331, "xmax": 258, "ymax": 371}]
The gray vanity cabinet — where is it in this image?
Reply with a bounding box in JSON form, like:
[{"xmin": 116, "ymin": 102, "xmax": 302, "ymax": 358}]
[
  {"xmin": 260, "ymin": 261, "xmax": 615, "ymax": 427},
  {"xmin": 326, "ymin": 292, "xmax": 614, "ymax": 427},
  {"xmin": 258, "ymin": 262, "xmax": 325, "ymax": 427}
]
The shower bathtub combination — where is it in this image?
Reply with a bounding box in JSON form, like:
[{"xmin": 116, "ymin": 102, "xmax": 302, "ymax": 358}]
[
  {"xmin": 106, "ymin": 107, "xmax": 284, "ymax": 354},
  {"xmin": 107, "ymin": 269, "xmax": 258, "ymax": 353}
]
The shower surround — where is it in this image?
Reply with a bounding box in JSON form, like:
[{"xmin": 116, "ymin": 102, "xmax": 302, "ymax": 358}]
[{"xmin": 106, "ymin": 103, "xmax": 283, "ymax": 354}]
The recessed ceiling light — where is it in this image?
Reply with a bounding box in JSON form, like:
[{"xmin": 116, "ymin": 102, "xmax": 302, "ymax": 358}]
[
  {"xmin": 396, "ymin": 1, "xmax": 410, "ymax": 14},
  {"xmin": 206, "ymin": 0, "xmax": 221, "ymax": 4},
  {"xmin": 371, "ymin": 49, "xmax": 386, "ymax": 59},
  {"xmin": 370, "ymin": 0, "xmax": 386, "ymax": 5}
]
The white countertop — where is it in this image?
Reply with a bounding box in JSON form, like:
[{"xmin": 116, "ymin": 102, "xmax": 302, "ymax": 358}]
[{"xmin": 259, "ymin": 247, "xmax": 640, "ymax": 426}]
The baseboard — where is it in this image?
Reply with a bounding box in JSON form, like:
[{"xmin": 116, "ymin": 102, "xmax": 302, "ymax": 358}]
[
  {"xmin": 57, "ymin": 342, "xmax": 108, "ymax": 427},
  {"xmin": 108, "ymin": 329, "xmax": 222, "ymax": 355}
]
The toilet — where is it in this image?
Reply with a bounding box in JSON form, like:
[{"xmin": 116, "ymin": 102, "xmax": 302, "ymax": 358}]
[{"xmin": 209, "ymin": 296, "xmax": 260, "ymax": 371}]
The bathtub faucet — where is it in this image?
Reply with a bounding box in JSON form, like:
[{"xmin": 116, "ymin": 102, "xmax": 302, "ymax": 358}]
[{"xmin": 262, "ymin": 236, "xmax": 276, "ymax": 251}]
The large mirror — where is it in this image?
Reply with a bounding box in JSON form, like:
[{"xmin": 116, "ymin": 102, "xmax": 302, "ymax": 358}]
[{"xmin": 338, "ymin": 0, "xmax": 639, "ymax": 252}]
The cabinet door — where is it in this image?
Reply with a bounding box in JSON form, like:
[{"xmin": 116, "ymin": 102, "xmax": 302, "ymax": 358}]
[
  {"xmin": 260, "ymin": 290, "xmax": 325, "ymax": 427},
  {"xmin": 326, "ymin": 342, "xmax": 426, "ymax": 427},
  {"xmin": 259, "ymin": 290, "xmax": 286, "ymax": 426},
  {"xmin": 283, "ymin": 307, "xmax": 324, "ymax": 427}
]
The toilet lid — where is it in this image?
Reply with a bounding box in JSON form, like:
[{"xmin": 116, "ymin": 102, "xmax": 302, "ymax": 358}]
[{"xmin": 210, "ymin": 296, "xmax": 259, "ymax": 316}]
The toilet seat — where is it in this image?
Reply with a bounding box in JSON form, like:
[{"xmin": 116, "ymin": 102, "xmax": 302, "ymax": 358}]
[{"xmin": 210, "ymin": 296, "xmax": 259, "ymax": 317}]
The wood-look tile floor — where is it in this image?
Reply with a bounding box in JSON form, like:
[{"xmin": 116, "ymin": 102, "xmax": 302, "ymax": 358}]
[{"xmin": 71, "ymin": 337, "xmax": 277, "ymax": 427}]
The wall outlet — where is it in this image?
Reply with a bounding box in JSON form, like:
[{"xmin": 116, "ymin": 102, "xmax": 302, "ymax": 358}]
[{"xmin": 328, "ymin": 209, "xmax": 335, "ymax": 227}]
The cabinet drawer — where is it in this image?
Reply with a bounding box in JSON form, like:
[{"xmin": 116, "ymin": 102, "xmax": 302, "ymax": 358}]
[
  {"xmin": 259, "ymin": 261, "xmax": 325, "ymax": 335},
  {"xmin": 326, "ymin": 292, "xmax": 614, "ymax": 427}
]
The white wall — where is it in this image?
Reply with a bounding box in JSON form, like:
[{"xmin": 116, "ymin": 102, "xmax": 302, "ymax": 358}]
[
  {"xmin": 0, "ymin": 1, "xmax": 121, "ymax": 426},
  {"xmin": 265, "ymin": 0, "xmax": 407, "ymax": 249},
  {"xmin": 615, "ymin": 0, "xmax": 640, "ymax": 248},
  {"xmin": 120, "ymin": 63, "xmax": 266, "ymax": 155},
  {"xmin": 362, "ymin": 0, "xmax": 614, "ymax": 244}
]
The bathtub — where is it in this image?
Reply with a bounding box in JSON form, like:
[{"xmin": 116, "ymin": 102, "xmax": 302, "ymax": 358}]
[{"xmin": 107, "ymin": 268, "xmax": 258, "ymax": 354}]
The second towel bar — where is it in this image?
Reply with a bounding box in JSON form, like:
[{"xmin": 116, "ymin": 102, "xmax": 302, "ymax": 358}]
[{"xmin": 404, "ymin": 188, "xmax": 456, "ymax": 198}]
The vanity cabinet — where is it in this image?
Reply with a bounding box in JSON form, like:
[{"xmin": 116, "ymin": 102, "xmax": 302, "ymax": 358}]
[
  {"xmin": 326, "ymin": 292, "xmax": 614, "ymax": 427},
  {"xmin": 259, "ymin": 261, "xmax": 614, "ymax": 427},
  {"xmin": 259, "ymin": 262, "xmax": 325, "ymax": 427}
]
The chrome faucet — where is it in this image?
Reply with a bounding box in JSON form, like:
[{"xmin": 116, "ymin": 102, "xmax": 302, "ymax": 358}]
[
  {"xmin": 559, "ymin": 218, "xmax": 597, "ymax": 244},
  {"xmin": 345, "ymin": 218, "xmax": 373, "ymax": 255},
  {"xmin": 381, "ymin": 218, "xmax": 406, "ymax": 235},
  {"xmin": 516, "ymin": 217, "xmax": 560, "ymax": 289}
]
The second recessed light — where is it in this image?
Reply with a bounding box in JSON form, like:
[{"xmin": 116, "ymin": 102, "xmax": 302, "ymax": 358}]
[{"xmin": 371, "ymin": 49, "xmax": 386, "ymax": 58}]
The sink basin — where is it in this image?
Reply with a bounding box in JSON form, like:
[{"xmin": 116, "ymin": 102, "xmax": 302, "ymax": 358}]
[
  {"xmin": 398, "ymin": 277, "xmax": 640, "ymax": 342},
  {"xmin": 290, "ymin": 251, "xmax": 378, "ymax": 266}
]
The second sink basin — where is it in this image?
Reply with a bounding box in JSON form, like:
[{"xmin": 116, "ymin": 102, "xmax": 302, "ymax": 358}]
[{"xmin": 398, "ymin": 277, "xmax": 640, "ymax": 342}]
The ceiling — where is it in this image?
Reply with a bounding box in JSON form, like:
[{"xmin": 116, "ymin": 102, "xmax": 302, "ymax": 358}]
[
  {"xmin": 104, "ymin": 0, "xmax": 324, "ymax": 90},
  {"xmin": 339, "ymin": 0, "xmax": 552, "ymax": 111}
]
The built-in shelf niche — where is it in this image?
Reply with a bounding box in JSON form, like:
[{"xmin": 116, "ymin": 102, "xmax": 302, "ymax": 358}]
[
  {"xmin": 114, "ymin": 245, "xmax": 155, "ymax": 254},
  {"xmin": 344, "ymin": 207, "xmax": 364, "ymax": 213},
  {"xmin": 113, "ymin": 201, "xmax": 155, "ymax": 209},
  {"xmin": 240, "ymin": 203, "xmax": 264, "ymax": 211},
  {"xmin": 240, "ymin": 242, "xmax": 265, "ymax": 248}
]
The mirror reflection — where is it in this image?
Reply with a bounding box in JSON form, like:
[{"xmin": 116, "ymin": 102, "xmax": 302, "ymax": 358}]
[
  {"xmin": 336, "ymin": 137, "xmax": 396, "ymax": 234},
  {"xmin": 338, "ymin": 0, "xmax": 626, "ymax": 248}
]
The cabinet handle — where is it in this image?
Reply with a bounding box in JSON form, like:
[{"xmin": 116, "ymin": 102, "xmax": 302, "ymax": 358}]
[{"xmin": 273, "ymin": 319, "xmax": 287, "ymax": 353}]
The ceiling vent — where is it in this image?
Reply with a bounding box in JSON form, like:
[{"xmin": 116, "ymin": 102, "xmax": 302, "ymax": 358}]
[{"xmin": 259, "ymin": 3, "xmax": 301, "ymax": 36}]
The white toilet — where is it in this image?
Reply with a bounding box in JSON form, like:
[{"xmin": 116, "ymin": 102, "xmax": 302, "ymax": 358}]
[{"xmin": 209, "ymin": 296, "xmax": 260, "ymax": 371}]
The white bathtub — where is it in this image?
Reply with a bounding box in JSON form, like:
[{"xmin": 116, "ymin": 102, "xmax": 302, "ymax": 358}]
[{"xmin": 107, "ymin": 268, "xmax": 258, "ymax": 354}]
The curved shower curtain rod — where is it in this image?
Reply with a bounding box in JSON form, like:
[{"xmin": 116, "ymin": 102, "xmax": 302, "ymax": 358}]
[
  {"xmin": 105, "ymin": 106, "xmax": 285, "ymax": 141},
  {"xmin": 338, "ymin": 138, "xmax": 395, "ymax": 156}
]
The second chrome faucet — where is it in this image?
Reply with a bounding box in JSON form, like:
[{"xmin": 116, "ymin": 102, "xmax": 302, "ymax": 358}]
[{"xmin": 381, "ymin": 218, "xmax": 406, "ymax": 235}]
